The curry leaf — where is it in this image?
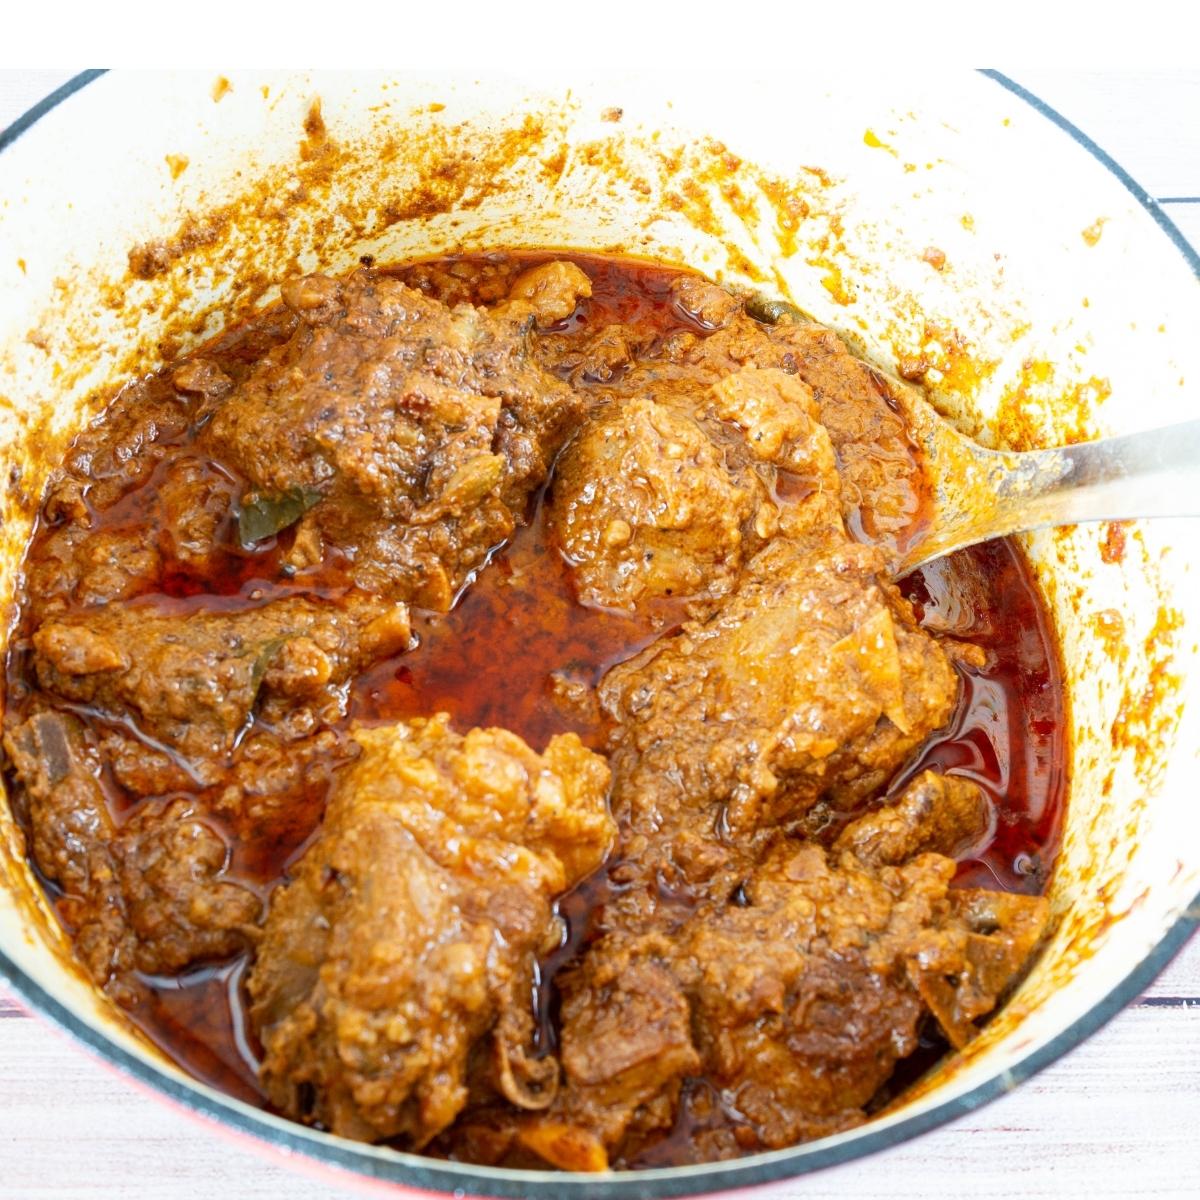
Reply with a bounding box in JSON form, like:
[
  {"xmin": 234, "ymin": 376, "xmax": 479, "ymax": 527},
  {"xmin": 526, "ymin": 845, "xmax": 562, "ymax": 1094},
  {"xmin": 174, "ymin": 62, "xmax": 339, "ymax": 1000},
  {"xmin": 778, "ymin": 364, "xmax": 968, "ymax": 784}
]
[
  {"xmin": 237, "ymin": 487, "xmax": 322, "ymax": 546},
  {"xmin": 231, "ymin": 632, "xmax": 297, "ymax": 749},
  {"xmin": 247, "ymin": 633, "xmax": 296, "ymax": 699},
  {"xmin": 745, "ymin": 295, "xmax": 806, "ymax": 326}
]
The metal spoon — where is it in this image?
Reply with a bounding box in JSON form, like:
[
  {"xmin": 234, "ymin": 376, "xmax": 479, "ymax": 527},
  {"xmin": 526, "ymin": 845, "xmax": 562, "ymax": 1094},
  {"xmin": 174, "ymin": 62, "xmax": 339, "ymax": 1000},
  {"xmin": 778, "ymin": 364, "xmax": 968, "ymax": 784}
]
[{"xmin": 889, "ymin": 387, "xmax": 1200, "ymax": 576}]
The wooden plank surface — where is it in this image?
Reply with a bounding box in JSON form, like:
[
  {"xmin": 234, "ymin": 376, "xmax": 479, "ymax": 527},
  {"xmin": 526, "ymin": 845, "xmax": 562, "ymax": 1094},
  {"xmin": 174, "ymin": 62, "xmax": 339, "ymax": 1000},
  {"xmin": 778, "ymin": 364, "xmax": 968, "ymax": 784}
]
[{"xmin": 0, "ymin": 71, "xmax": 1197, "ymax": 1200}]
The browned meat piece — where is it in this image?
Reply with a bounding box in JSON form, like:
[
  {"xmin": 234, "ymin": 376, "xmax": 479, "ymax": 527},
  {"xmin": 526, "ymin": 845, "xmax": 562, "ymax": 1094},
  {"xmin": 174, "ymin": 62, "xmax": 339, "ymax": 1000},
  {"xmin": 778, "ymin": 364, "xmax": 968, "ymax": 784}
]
[
  {"xmin": 520, "ymin": 945, "xmax": 699, "ymax": 1171},
  {"xmin": 523, "ymin": 833, "xmax": 1048, "ymax": 1168},
  {"xmin": 85, "ymin": 723, "xmax": 353, "ymax": 870},
  {"xmin": 32, "ymin": 593, "xmax": 411, "ymax": 782},
  {"xmin": 398, "ymin": 255, "xmax": 532, "ymax": 309},
  {"xmin": 202, "ymin": 269, "xmax": 585, "ymax": 609},
  {"xmin": 670, "ymin": 276, "xmax": 742, "ymax": 329},
  {"xmin": 809, "ymin": 581, "xmax": 966, "ymax": 809},
  {"xmin": 501, "ymin": 260, "xmax": 592, "ymax": 327},
  {"xmin": 43, "ymin": 381, "xmax": 194, "ymax": 516},
  {"xmin": 3, "ymin": 708, "xmax": 127, "ymax": 983},
  {"xmin": 550, "ymin": 363, "xmax": 847, "ymax": 612},
  {"xmin": 704, "ymin": 363, "xmax": 849, "ymax": 548},
  {"xmin": 402, "ymin": 257, "xmax": 590, "ymax": 336},
  {"xmin": 113, "ymin": 797, "xmax": 263, "ymax": 975},
  {"xmin": 622, "ymin": 297, "xmax": 927, "ymax": 551},
  {"xmin": 25, "ymin": 316, "xmax": 297, "ymax": 620},
  {"xmin": 247, "ymin": 716, "xmax": 614, "ymax": 1146},
  {"xmin": 550, "ymin": 398, "xmax": 758, "ymax": 610},
  {"xmin": 709, "ymin": 367, "xmax": 838, "ymax": 478},
  {"xmin": 673, "ymin": 841, "xmax": 1047, "ymax": 1153},
  {"xmin": 835, "ymin": 770, "xmax": 995, "ymax": 866},
  {"xmin": 2, "ymin": 709, "xmax": 259, "ymax": 996},
  {"xmin": 539, "ymin": 322, "xmax": 657, "ymax": 384},
  {"xmin": 23, "ymin": 523, "xmax": 162, "ymax": 620},
  {"xmin": 206, "ymin": 727, "xmax": 346, "ymax": 831},
  {"xmin": 154, "ymin": 456, "xmax": 240, "ymax": 572},
  {"xmin": 547, "ymin": 303, "xmax": 903, "ymax": 618},
  {"xmin": 764, "ymin": 321, "xmax": 928, "ymax": 546},
  {"xmin": 170, "ymin": 357, "xmax": 233, "ymax": 399},
  {"xmin": 671, "ymin": 843, "xmax": 944, "ymax": 1151},
  {"xmin": 599, "ymin": 538, "xmax": 959, "ymax": 879},
  {"xmin": 905, "ymin": 887, "xmax": 1051, "ymax": 1048},
  {"xmin": 304, "ymin": 493, "xmax": 512, "ymax": 611},
  {"xmin": 23, "ymin": 455, "xmax": 239, "ymax": 621}
]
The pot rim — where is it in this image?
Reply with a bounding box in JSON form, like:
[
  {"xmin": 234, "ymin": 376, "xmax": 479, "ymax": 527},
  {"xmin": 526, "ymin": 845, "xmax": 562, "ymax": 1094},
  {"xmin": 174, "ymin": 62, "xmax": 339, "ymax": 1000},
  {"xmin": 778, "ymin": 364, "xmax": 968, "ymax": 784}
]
[{"xmin": 0, "ymin": 68, "xmax": 1196, "ymax": 1199}]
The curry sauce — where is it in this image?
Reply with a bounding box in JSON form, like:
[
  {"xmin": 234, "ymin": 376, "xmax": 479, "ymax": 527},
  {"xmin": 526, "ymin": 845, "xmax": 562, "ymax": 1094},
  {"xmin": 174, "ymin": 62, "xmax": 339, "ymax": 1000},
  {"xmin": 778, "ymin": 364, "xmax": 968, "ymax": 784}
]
[{"xmin": 2, "ymin": 253, "xmax": 1064, "ymax": 1169}]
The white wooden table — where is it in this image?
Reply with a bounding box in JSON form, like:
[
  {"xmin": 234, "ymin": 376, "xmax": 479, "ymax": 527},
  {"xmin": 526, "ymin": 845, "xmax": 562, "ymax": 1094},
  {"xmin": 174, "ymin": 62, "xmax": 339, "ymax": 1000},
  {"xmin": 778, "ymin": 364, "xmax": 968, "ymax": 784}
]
[{"xmin": 1, "ymin": 71, "xmax": 1197, "ymax": 1200}]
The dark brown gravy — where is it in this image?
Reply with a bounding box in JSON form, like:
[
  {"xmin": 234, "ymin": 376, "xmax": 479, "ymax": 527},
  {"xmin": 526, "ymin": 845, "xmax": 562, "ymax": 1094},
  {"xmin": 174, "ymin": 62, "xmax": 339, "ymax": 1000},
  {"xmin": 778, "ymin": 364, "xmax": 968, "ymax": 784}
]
[{"xmin": 3, "ymin": 252, "xmax": 1066, "ymax": 1142}]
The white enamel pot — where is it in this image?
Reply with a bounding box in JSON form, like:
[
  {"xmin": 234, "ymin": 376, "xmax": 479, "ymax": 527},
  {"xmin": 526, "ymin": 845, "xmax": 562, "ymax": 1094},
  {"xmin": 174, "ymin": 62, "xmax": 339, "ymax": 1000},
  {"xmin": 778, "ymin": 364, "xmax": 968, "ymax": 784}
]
[{"xmin": 0, "ymin": 70, "xmax": 1196, "ymax": 1199}]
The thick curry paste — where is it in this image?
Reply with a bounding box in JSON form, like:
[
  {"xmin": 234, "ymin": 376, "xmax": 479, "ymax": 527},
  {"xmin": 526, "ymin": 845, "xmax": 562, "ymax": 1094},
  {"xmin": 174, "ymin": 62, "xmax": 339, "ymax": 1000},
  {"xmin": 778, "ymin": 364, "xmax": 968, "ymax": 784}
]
[{"xmin": 2, "ymin": 253, "xmax": 1064, "ymax": 1169}]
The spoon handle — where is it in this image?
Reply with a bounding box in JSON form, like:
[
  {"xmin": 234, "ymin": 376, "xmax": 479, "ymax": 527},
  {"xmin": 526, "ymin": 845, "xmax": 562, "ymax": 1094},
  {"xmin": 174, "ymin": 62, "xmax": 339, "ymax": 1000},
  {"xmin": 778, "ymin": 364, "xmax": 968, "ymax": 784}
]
[
  {"xmin": 1006, "ymin": 417, "xmax": 1200, "ymax": 526},
  {"xmin": 898, "ymin": 417, "xmax": 1200, "ymax": 574}
]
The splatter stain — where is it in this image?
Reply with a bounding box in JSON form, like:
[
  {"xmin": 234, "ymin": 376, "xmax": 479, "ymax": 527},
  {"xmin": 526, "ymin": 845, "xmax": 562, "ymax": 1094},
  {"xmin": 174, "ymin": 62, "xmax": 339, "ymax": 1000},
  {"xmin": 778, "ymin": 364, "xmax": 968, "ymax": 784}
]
[
  {"xmin": 1100, "ymin": 521, "xmax": 1128, "ymax": 565},
  {"xmin": 863, "ymin": 129, "xmax": 897, "ymax": 156}
]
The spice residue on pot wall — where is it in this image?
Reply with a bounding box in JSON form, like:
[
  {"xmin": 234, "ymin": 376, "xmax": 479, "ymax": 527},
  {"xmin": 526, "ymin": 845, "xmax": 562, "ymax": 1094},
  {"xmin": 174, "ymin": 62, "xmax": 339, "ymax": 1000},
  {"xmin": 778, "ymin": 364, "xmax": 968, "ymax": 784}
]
[{"xmin": 0, "ymin": 72, "xmax": 1189, "ymax": 1138}]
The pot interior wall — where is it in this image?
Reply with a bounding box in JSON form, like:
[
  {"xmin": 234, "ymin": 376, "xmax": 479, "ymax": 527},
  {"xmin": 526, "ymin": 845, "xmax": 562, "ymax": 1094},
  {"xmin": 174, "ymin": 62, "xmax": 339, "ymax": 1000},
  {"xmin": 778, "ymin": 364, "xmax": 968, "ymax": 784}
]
[{"xmin": 0, "ymin": 70, "xmax": 1196, "ymax": 1185}]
